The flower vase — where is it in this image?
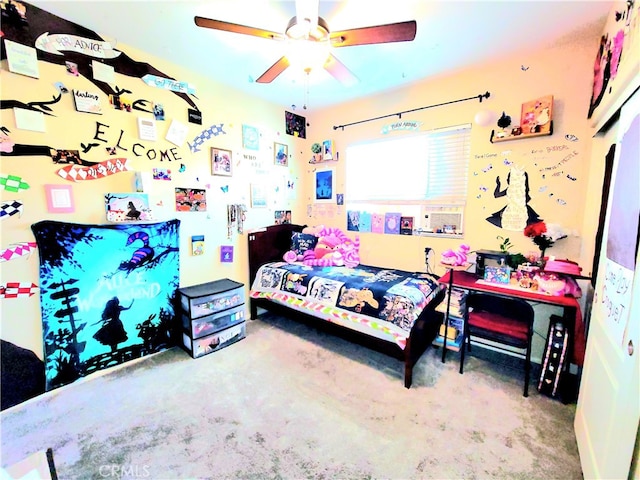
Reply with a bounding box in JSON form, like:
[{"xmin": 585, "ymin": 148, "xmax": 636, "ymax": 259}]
[{"xmin": 539, "ymin": 248, "xmax": 546, "ymax": 268}]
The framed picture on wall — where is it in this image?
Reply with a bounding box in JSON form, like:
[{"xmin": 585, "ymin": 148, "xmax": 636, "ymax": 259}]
[
  {"xmin": 250, "ymin": 183, "xmax": 268, "ymax": 208},
  {"xmin": 211, "ymin": 147, "xmax": 232, "ymax": 176},
  {"xmin": 242, "ymin": 124, "xmax": 259, "ymax": 150},
  {"xmin": 44, "ymin": 184, "xmax": 74, "ymax": 213},
  {"xmin": 314, "ymin": 168, "xmax": 335, "ymax": 203},
  {"xmin": 322, "ymin": 139, "xmax": 335, "ymax": 161},
  {"xmin": 274, "ymin": 142, "xmax": 288, "ymax": 166}
]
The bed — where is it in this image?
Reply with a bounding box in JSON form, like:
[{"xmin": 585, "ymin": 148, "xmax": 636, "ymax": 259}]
[{"xmin": 248, "ymin": 223, "xmax": 446, "ymax": 388}]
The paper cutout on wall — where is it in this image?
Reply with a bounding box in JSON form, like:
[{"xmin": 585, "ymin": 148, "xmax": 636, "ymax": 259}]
[
  {"xmin": 188, "ymin": 124, "xmax": 226, "ymax": 153},
  {"xmin": 0, "ymin": 282, "xmax": 38, "ymax": 299},
  {"xmin": 486, "ymin": 164, "xmax": 542, "ymax": 231},
  {"xmin": 0, "ymin": 200, "xmax": 24, "ymax": 219},
  {"xmin": 0, "ymin": 174, "xmax": 30, "ymax": 192},
  {"xmin": 56, "ymin": 158, "xmax": 131, "ymax": 182},
  {"xmin": 1, "ymin": 242, "xmax": 38, "ymax": 262}
]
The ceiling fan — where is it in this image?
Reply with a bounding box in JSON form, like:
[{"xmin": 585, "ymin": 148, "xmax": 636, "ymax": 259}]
[{"xmin": 194, "ymin": 0, "xmax": 417, "ymax": 86}]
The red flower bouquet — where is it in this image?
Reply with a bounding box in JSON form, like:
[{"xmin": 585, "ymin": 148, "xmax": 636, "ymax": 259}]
[{"xmin": 524, "ymin": 221, "xmax": 567, "ymax": 259}]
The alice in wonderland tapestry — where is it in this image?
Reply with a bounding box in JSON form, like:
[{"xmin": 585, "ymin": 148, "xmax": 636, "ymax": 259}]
[{"xmin": 31, "ymin": 219, "xmax": 180, "ymax": 391}]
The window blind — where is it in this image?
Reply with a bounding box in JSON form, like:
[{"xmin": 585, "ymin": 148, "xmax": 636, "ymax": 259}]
[{"xmin": 345, "ymin": 123, "xmax": 471, "ymax": 204}]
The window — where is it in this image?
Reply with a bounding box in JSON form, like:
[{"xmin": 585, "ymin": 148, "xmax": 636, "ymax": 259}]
[{"xmin": 345, "ymin": 123, "xmax": 471, "ymax": 204}]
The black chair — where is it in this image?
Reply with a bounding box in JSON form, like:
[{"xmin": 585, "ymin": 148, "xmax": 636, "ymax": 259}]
[{"xmin": 460, "ymin": 293, "xmax": 535, "ymax": 397}]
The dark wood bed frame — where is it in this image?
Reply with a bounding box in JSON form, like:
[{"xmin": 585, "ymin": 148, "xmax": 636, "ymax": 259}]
[{"xmin": 247, "ymin": 223, "xmax": 445, "ymax": 388}]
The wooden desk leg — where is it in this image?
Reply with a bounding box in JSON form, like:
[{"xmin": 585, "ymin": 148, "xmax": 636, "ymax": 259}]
[{"xmin": 441, "ymin": 268, "xmax": 453, "ymax": 363}]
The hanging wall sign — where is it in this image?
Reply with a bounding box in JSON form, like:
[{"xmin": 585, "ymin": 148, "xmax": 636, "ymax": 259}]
[
  {"xmin": 141, "ymin": 74, "xmax": 196, "ymax": 95},
  {"xmin": 381, "ymin": 120, "xmax": 423, "ymax": 134},
  {"xmin": 35, "ymin": 33, "xmax": 121, "ymax": 59}
]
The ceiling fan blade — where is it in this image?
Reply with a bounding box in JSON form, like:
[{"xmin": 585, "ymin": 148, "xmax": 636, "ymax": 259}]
[
  {"xmin": 194, "ymin": 16, "xmax": 284, "ymax": 41},
  {"xmin": 330, "ymin": 20, "xmax": 417, "ymax": 47},
  {"xmin": 324, "ymin": 54, "xmax": 358, "ymax": 87},
  {"xmin": 256, "ymin": 56, "xmax": 291, "ymax": 83}
]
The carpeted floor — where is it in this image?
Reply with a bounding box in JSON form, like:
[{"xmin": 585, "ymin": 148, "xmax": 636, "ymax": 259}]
[{"xmin": 0, "ymin": 313, "xmax": 582, "ymax": 480}]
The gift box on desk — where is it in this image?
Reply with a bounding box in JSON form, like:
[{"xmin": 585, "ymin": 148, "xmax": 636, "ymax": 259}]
[{"xmin": 483, "ymin": 265, "xmax": 511, "ymax": 284}]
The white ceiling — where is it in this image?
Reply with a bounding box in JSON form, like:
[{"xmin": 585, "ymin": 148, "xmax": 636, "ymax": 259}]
[{"xmin": 28, "ymin": 0, "xmax": 613, "ymax": 113}]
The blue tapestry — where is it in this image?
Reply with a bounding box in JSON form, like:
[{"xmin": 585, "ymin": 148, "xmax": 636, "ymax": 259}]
[{"xmin": 31, "ymin": 220, "xmax": 180, "ymax": 391}]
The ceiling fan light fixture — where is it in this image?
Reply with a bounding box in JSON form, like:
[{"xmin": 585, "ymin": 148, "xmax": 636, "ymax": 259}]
[
  {"xmin": 285, "ymin": 16, "xmax": 330, "ymax": 42},
  {"xmin": 286, "ymin": 36, "xmax": 330, "ymax": 72}
]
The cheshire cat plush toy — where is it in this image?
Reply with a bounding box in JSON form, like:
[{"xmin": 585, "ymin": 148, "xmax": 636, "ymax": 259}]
[
  {"xmin": 440, "ymin": 243, "xmax": 471, "ymax": 267},
  {"xmin": 284, "ymin": 226, "xmax": 360, "ymax": 268}
]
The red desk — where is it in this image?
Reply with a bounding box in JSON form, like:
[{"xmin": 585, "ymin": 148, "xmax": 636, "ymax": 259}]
[{"xmin": 438, "ymin": 270, "xmax": 585, "ymax": 366}]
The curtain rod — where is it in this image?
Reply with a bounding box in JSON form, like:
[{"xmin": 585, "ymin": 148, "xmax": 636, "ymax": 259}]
[{"xmin": 332, "ymin": 91, "xmax": 491, "ymax": 131}]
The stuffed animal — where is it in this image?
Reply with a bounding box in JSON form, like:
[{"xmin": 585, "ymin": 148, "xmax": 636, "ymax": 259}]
[
  {"xmin": 283, "ymin": 226, "xmax": 360, "ymax": 267},
  {"xmin": 441, "ymin": 244, "xmax": 471, "ymax": 266}
]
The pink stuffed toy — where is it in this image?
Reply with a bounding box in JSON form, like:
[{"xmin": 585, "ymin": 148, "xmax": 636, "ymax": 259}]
[
  {"xmin": 441, "ymin": 244, "xmax": 471, "ymax": 266},
  {"xmin": 283, "ymin": 226, "xmax": 360, "ymax": 267}
]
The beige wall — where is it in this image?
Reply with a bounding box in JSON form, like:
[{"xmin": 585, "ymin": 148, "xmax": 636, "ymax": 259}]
[
  {"xmin": 307, "ymin": 24, "xmax": 603, "ymax": 277},
  {"xmin": 1, "ymin": 42, "xmax": 306, "ymax": 357},
  {"xmin": 2, "ymin": 9, "xmax": 605, "ymax": 365}
]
